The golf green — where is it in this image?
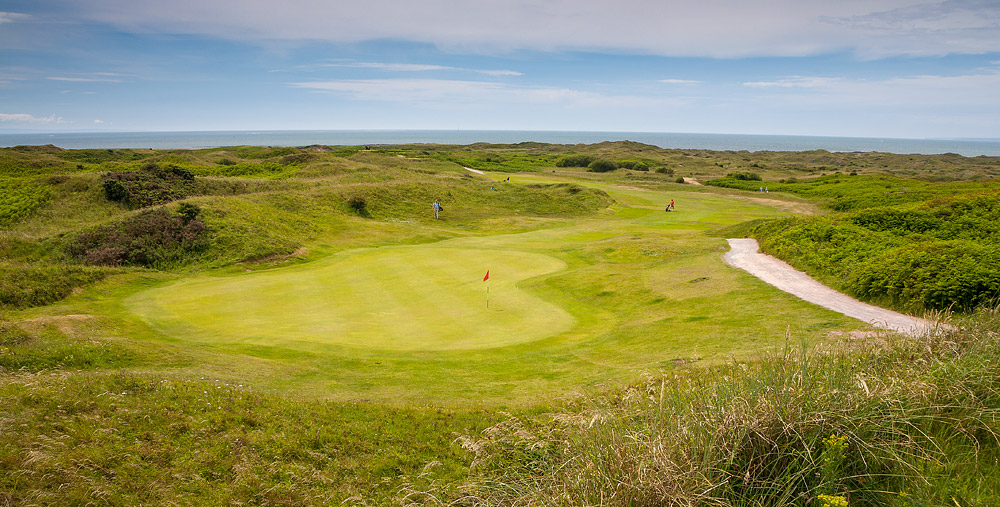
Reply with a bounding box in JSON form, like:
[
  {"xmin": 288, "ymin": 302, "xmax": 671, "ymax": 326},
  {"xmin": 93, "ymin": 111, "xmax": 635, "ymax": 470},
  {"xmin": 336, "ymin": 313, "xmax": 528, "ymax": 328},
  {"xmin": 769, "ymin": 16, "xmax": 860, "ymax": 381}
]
[{"xmin": 126, "ymin": 245, "xmax": 574, "ymax": 351}]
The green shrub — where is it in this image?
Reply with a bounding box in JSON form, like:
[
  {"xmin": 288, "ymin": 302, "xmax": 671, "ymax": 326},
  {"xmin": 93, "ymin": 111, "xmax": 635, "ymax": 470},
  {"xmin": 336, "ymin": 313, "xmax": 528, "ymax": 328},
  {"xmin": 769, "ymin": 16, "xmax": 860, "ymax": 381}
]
[
  {"xmin": 347, "ymin": 196, "xmax": 368, "ymax": 216},
  {"xmin": 101, "ymin": 162, "xmax": 201, "ymax": 208},
  {"xmin": 102, "ymin": 178, "xmax": 128, "ymax": 202},
  {"xmin": 726, "ymin": 171, "xmax": 762, "ymax": 181},
  {"xmin": 616, "ymin": 160, "xmax": 651, "ymax": 171},
  {"xmin": 655, "ymin": 167, "xmax": 675, "ymax": 176},
  {"xmin": 587, "ymin": 159, "xmax": 617, "ymax": 173},
  {"xmin": 176, "ymin": 202, "xmax": 202, "ymax": 223},
  {"xmin": 556, "ymin": 154, "xmax": 596, "ymax": 167},
  {"xmin": 850, "ymin": 240, "xmax": 1000, "ymax": 311}
]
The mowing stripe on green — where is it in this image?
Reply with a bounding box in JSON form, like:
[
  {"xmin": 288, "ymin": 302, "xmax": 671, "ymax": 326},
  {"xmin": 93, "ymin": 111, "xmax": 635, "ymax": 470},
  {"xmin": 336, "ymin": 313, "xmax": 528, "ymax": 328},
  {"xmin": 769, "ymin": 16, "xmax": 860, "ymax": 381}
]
[{"xmin": 126, "ymin": 246, "xmax": 574, "ymax": 351}]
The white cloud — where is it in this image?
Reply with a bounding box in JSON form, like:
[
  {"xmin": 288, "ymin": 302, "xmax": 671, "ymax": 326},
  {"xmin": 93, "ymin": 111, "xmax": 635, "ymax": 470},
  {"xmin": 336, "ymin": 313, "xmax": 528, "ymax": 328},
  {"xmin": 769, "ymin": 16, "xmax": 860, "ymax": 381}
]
[
  {"xmin": 94, "ymin": 119, "xmax": 103, "ymax": 124},
  {"xmin": 289, "ymin": 79, "xmax": 504, "ymax": 102},
  {"xmin": 317, "ymin": 62, "xmax": 523, "ymax": 76},
  {"xmin": 47, "ymin": 76, "xmax": 123, "ymax": 82},
  {"xmin": 478, "ymin": 69, "xmax": 524, "ymax": 77},
  {"xmin": 324, "ymin": 62, "xmax": 453, "ymax": 72},
  {"xmin": 67, "ymin": 0, "xmax": 1000, "ymax": 58},
  {"xmin": 0, "ymin": 12, "xmax": 30, "ymax": 24},
  {"xmin": 741, "ymin": 70, "xmax": 1000, "ymax": 107},
  {"xmin": 0, "ymin": 113, "xmax": 65, "ymax": 124},
  {"xmin": 288, "ymin": 78, "xmax": 674, "ymax": 107},
  {"xmin": 743, "ymin": 76, "xmax": 844, "ymax": 88},
  {"xmin": 659, "ymin": 79, "xmax": 701, "ymax": 85}
]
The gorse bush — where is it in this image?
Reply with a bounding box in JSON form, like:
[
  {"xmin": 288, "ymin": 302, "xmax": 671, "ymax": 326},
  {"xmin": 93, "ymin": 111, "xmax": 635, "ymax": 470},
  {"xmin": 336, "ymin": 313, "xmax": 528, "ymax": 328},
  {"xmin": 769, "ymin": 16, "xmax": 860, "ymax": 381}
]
[
  {"xmin": 556, "ymin": 154, "xmax": 596, "ymax": 167},
  {"xmin": 587, "ymin": 159, "xmax": 617, "ymax": 173},
  {"xmin": 615, "ymin": 160, "xmax": 651, "ymax": 171},
  {"xmin": 67, "ymin": 206, "xmax": 208, "ymax": 268},
  {"xmin": 726, "ymin": 171, "xmax": 762, "ymax": 181},
  {"xmin": 851, "ymin": 240, "xmax": 1000, "ymax": 311},
  {"xmin": 347, "ymin": 196, "xmax": 368, "ymax": 216},
  {"xmin": 101, "ymin": 162, "xmax": 200, "ymax": 208}
]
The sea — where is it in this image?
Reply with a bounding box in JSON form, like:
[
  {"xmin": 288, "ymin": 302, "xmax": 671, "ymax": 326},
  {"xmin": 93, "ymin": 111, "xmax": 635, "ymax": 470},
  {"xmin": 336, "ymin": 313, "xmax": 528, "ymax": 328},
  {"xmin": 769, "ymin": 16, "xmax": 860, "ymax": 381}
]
[{"xmin": 2, "ymin": 130, "xmax": 1000, "ymax": 157}]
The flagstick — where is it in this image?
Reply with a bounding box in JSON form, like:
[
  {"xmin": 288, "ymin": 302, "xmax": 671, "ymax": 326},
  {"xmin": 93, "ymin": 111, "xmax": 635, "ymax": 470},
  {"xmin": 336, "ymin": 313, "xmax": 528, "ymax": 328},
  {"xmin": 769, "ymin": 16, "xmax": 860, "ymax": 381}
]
[{"xmin": 486, "ymin": 278, "xmax": 490, "ymax": 309}]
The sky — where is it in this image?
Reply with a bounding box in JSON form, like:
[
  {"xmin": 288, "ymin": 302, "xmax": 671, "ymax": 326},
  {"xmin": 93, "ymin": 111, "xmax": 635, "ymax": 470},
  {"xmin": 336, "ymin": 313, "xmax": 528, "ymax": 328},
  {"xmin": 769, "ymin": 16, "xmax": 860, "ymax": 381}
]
[{"xmin": 1, "ymin": 0, "xmax": 999, "ymax": 139}]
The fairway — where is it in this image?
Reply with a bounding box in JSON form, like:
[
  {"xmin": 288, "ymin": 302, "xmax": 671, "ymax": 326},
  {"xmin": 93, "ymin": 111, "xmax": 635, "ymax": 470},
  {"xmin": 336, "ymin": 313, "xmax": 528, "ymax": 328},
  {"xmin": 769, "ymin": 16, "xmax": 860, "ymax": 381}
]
[
  {"xmin": 126, "ymin": 246, "xmax": 574, "ymax": 351},
  {"xmin": 107, "ymin": 174, "xmax": 856, "ymax": 404}
]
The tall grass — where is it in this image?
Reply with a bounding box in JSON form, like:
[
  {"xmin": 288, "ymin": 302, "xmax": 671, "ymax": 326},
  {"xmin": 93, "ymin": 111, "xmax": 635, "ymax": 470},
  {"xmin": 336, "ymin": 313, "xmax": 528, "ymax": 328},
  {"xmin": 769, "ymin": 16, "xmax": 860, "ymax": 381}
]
[
  {"xmin": 0, "ymin": 179, "xmax": 52, "ymax": 226},
  {"xmin": 446, "ymin": 311, "xmax": 1000, "ymax": 505},
  {"xmin": 0, "ymin": 262, "xmax": 112, "ymax": 308},
  {"xmin": 0, "ymin": 368, "xmax": 493, "ymax": 505}
]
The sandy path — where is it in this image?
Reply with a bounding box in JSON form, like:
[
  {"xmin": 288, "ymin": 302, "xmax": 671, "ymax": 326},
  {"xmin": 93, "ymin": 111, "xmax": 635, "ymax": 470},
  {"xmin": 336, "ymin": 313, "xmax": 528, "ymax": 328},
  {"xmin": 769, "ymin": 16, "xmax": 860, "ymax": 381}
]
[
  {"xmin": 724, "ymin": 238, "xmax": 938, "ymax": 335},
  {"xmin": 464, "ymin": 166, "xmax": 485, "ymax": 175}
]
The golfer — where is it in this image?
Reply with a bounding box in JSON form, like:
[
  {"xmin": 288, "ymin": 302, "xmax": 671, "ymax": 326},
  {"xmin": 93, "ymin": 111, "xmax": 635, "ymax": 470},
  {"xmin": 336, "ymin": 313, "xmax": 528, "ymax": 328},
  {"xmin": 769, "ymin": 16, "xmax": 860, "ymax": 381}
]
[{"xmin": 433, "ymin": 199, "xmax": 442, "ymax": 219}]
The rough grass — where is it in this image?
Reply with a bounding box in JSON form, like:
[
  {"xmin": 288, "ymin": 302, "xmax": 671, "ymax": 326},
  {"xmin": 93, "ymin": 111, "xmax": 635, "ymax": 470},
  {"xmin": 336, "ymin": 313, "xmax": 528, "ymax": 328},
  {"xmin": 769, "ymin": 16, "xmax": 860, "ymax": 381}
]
[
  {"xmin": 446, "ymin": 309, "xmax": 1000, "ymax": 506},
  {"xmin": 0, "ymin": 262, "xmax": 113, "ymax": 309},
  {"xmin": 0, "ymin": 370, "xmax": 494, "ymax": 505},
  {"xmin": 0, "ymin": 178, "xmax": 52, "ymax": 226}
]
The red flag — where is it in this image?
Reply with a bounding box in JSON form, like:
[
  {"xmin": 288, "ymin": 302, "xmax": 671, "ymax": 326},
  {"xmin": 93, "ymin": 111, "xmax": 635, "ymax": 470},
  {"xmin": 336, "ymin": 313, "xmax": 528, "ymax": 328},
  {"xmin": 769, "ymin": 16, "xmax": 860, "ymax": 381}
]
[{"xmin": 483, "ymin": 270, "xmax": 489, "ymax": 281}]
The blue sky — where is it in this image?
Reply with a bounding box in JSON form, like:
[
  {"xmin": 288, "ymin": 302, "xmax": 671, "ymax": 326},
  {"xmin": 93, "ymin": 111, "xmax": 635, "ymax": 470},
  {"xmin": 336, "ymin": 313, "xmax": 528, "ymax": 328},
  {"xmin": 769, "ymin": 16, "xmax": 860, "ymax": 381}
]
[{"xmin": 2, "ymin": 0, "xmax": 999, "ymax": 138}]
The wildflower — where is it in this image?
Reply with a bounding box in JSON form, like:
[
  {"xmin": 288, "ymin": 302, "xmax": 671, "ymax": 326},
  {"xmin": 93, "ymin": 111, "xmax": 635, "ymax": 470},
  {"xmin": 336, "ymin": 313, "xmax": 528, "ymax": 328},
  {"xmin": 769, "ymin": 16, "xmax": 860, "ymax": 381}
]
[
  {"xmin": 823, "ymin": 433, "xmax": 848, "ymax": 450},
  {"xmin": 816, "ymin": 494, "xmax": 848, "ymax": 507}
]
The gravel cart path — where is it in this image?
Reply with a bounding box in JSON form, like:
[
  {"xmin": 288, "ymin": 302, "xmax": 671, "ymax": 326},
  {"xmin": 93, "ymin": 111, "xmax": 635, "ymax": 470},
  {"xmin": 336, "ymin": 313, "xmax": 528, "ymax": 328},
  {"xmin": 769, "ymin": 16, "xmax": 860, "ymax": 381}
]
[{"xmin": 724, "ymin": 238, "xmax": 938, "ymax": 335}]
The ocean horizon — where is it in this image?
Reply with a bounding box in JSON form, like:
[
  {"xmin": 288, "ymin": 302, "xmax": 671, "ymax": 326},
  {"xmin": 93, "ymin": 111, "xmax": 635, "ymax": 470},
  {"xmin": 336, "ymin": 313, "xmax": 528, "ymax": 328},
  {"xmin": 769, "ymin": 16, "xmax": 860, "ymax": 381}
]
[{"xmin": 2, "ymin": 130, "xmax": 1000, "ymax": 157}]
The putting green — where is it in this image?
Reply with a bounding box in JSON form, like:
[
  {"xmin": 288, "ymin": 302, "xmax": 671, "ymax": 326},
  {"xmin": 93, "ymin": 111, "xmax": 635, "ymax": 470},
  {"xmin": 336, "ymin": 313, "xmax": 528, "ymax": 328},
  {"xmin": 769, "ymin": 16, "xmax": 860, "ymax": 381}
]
[{"xmin": 126, "ymin": 246, "xmax": 574, "ymax": 351}]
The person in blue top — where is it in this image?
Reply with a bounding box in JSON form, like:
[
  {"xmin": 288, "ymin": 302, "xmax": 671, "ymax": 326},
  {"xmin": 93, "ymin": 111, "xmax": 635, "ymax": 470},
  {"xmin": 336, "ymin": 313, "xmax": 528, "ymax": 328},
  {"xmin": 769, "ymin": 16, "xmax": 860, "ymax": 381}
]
[{"xmin": 433, "ymin": 199, "xmax": 442, "ymax": 219}]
